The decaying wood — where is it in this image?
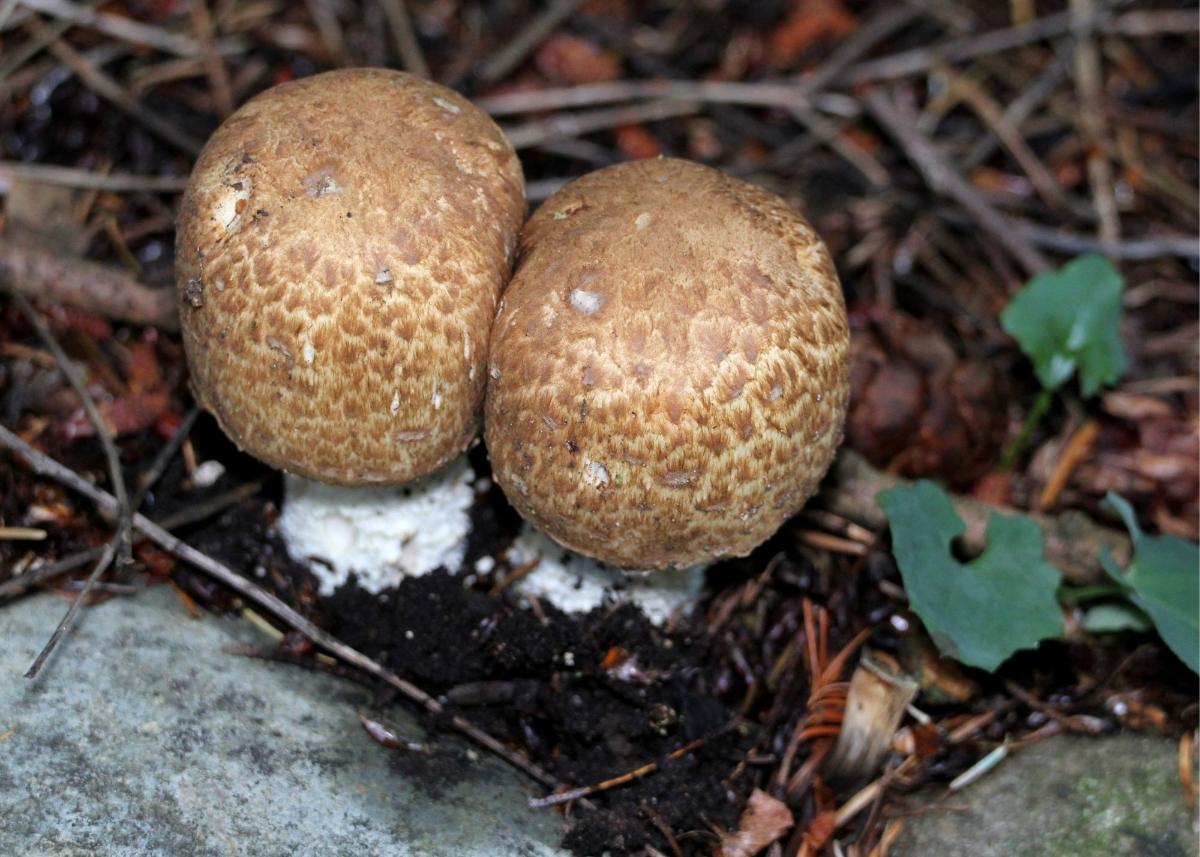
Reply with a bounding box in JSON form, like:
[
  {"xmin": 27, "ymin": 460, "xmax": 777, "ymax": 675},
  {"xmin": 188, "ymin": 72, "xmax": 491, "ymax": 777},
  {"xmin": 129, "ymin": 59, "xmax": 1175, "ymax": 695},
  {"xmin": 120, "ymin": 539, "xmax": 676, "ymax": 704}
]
[
  {"xmin": 822, "ymin": 450, "xmax": 1132, "ymax": 584},
  {"xmin": 0, "ymin": 236, "xmax": 178, "ymax": 330}
]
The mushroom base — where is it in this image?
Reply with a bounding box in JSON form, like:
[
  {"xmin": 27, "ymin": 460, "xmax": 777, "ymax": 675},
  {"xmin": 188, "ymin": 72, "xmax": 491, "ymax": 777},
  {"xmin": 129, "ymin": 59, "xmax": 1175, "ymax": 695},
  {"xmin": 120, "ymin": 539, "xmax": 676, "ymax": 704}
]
[
  {"xmin": 506, "ymin": 525, "xmax": 707, "ymax": 626},
  {"xmin": 278, "ymin": 458, "xmax": 476, "ymax": 596}
]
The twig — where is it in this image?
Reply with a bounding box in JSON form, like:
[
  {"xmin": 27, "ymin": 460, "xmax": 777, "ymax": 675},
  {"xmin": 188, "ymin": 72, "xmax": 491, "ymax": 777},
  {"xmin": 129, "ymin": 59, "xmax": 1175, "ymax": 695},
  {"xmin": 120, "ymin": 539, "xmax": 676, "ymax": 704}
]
[
  {"xmin": 1071, "ymin": 0, "xmax": 1120, "ymax": 245},
  {"xmin": 864, "ymin": 88, "xmax": 1050, "ymax": 276},
  {"xmin": 961, "ymin": 41, "xmax": 1074, "ymax": 171},
  {"xmin": 844, "ymin": 10, "xmax": 1090, "ymax": 83},
  {"xmin": 304, "ymin": 0, "xmax": 346, "ymax": 65},
  {"xmin": 40, "ymin": 26, "xmax": 204, "ymax": 156},
  {"xmin": 188, "ymin": 0, "xmax": 234, "ymax": 118},
  {"xmin": 0, "ymin": 545, "xmax": 105, "ymax": 600},
  {"xmin": 790, "ymin": 104, "xmax": 889, "ymax": 188},
  {"xmin": 15, "ymin": 0, "xmax": 219, "ymax": 57},
  {"xmin": 503, "ymin": 99, "xmax": 700, "ymax": 150},
  {"xmin": 1016, "ymin": 224, "xmax": 1200, "ymax": 260},
  {"xmin": 0, "ymin": 160, "xmax": 188, "ymax": 192},
  {"xmin": 940, "ymin": 68, "xmax": 1071, "ymax": 211},
  {"xmin": 23, "ymin": 541, "xmax": 117, "ymax": 678},
  {"xmin": 0, "ymin": 424, "xmax": 570, "ymax": 794},
  {"xmin": 793, "ymin": 3, "xmax": 921, "ymax": 97},
  {"xmin": 12, "ymin": 294, "xmax": 132, "ymax": 676},
  {"xmin": 479, "ymin": 79, "xmax": 805, "ymax": 117},
  {"xmin": 376, "ymin": 0, "xmax": 428, "ymax": 79},
  {"xmin": 0, "ymin": 10, "xmax": 73, "ymax": 83},
  {"xmin": 529, "ymin": 736, "xmax": 709, "ymax": 808},
  {"xmin": 130, "ymin": 405, "xmax": 203, "ymax": 510},
  {"xmin": 1038, "ymin": 420, "xmax": 1099, "ymax": 510},
  {"xmin": 0, "ymin": 235, "xmax": 179, "ymax": 328},
  {"xmin": 477, "ymin": 0, "xmax": 585, "ymax": 83}
]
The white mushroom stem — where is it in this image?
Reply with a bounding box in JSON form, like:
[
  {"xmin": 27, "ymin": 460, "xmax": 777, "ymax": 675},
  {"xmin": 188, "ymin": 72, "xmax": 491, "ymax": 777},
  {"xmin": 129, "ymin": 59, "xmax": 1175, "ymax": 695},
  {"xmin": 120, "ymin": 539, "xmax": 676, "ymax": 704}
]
[
  {"xmin": 506, "ymin": 525, "xmax": 707, "ymax": 626},
  {"xmin": 277, "ymin": 457, "xmax": 476, "ymax": 596}
]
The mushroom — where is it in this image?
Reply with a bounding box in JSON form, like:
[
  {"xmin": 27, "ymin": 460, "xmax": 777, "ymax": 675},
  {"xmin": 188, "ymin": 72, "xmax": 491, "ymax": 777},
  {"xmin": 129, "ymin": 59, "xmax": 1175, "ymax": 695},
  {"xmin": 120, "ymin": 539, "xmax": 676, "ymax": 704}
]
[
  {"xmin": 176, "ymin": 68, "xmax": 524, "ymax": 593},
  {"xmin": 485, "ymin": 158, "xmax": 849, "ymax": 614}
]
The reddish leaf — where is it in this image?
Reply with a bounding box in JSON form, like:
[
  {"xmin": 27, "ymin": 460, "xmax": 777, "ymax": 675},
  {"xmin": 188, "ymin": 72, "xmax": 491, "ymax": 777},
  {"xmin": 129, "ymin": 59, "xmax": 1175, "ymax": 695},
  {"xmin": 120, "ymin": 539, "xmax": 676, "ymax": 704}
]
[
  {"xmin": 535, "ymin": 34, "xmax": 622, "ymax": 84},
  {"xmin": 769, "ymin": 0, "xmax": 857, "ymax": 69},
  {"xmin": 718, "ymin": 789, "xmax": 794, "ymax": 857},
  {"xmin": 615, "ymin": 124, "xmax": 661, "ymax": 160}
]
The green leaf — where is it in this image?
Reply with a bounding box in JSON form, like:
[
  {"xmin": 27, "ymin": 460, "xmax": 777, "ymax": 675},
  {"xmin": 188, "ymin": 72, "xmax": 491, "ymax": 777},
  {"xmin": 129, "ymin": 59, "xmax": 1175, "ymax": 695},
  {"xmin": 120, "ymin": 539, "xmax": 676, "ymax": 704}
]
[
  {"xmin": 1102, "ymin": 492, "xmax": 1199, "ymax": 673},
  {"xmin": 878, "ymin": 481, "xmax": 1064, "ymax": 671},
  {"xmin": 1000, "ymin": 255, "xmax": 1127, "ymax": 398},
  {"xmin": 1082, "ymin": 602, "xmax": 1153, "ymax": 634}
]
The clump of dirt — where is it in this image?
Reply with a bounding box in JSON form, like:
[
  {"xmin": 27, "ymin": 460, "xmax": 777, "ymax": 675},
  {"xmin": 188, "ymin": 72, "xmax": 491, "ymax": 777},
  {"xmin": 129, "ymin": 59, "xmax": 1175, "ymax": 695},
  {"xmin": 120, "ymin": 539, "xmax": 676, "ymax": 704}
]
[{"xmin": 323, "ymin": 570, "xmax": 754, "ymax": 854}]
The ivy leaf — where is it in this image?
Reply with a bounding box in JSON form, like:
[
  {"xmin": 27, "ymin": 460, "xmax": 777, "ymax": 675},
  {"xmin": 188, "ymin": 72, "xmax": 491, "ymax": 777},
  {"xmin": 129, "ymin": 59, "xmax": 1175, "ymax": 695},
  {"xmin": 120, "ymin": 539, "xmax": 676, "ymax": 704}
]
[
  {"xmin": 879, "ymin": 481, "xmax": 1064, "ymax": 672},
  {"xmin": 1000, "ymin": 255, "xmax": 1127, "ymax": 397},
  {"xmin": 1101, "ymin": 493, "xmax": 1199, "ymax": 674}
]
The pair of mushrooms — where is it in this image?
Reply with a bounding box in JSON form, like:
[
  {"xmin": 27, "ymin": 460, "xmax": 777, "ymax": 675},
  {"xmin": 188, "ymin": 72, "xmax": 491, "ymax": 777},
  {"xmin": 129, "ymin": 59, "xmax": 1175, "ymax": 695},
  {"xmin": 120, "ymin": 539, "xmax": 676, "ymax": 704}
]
[{"xmin": 176, "ymin": 69, "xmax": 850, "ymax": 617}]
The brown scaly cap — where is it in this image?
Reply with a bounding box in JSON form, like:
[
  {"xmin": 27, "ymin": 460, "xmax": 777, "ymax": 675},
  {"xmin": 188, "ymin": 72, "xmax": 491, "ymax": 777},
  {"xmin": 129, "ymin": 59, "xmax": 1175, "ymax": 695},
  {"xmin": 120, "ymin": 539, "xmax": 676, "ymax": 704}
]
[
  {"xmin": 177, "ymin": 68, "xmax": 524, "ymax": 485},
  {"xmin": 484, "ymin": 158, "xmax": 850, "ymax": 569}
]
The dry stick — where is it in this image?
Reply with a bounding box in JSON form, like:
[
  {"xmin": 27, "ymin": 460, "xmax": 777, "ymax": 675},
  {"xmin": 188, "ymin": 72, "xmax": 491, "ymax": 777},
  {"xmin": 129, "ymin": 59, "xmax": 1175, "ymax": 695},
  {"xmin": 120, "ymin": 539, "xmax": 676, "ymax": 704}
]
[
  {"xmin": 504, "ymin": 99, "xmax": 700, "ymax": 150},
  {"xmin": 863, "ymin": 89, "xmax": 1050, "ymax": 277},
  {"xmin": 0, "ymin": 0, "xmax": 17, "ymax": 28},
  {"xmin": 376, "ymin": 0, "xmax": 428, "ymax": 80},
  {"xmin": 304, "ymin": 0, "xmax": 346, "ymax": 65},
  {"xmin": 23, "ymin": 542, "xmax": 117, "ymax": 677},
  {"xmin": 0, "ymin": 425, "xmax": 569, "ymax": 794},
  {"xmin": 1015, "ymin": 223, "xmax": 1200, "ymax": 260},
  {"xmin": 845, "ymin": 7, "xmax": 1197, "ymax": 85},
  {"xmin": 790, "ymin": 104, "xmax": 889, "ymax": 188},
  {"xmin": 479, "ymin": 79, "xmax": 804, "ymax": 117},
  {"xmin": 961, "ymin": 41, "xmax": 1073, "ymax": 170},
  {"xmin": 41, "ymin": 29, "xmax": 204, "ymax": 156},
  {"xmin": 529, "ymin": 736, "xmax": 709, "ymax": 809},
  {"xmin": 14, "ymin": 0, "xmax": 212, "ymax": 56},
  {"xmin": 0, "ymin": 9, "xmax": 72, "ymax": 82},
  {"xmin": 130, "ymin": 405, "xmax": 203, "ymax": 511},
  {"xmin": 477, "ymin": 0, "xmax": 585, "ymax": 83},
  {"xmin": 0, "ymin": 545, "xmax": 104, "ymax": 600},
  {"xmin": 941, "ymin": 68, "xmax": 1071, "ymax": 211},
  {"xmin": 1070, "ymin": 0, "xmax": 1120, "ymax": 246},
  {"xmin": 0, "ymin": 161, "xmax": 189, "ymax": 192},
  {"xmin": 187, "ymin": 0, "xmax": 234, "ymax": 118},
  {"xmin": 843, "ymin": 10, "xmax": 1088, "ymax": 84},
  {"xmin": 0, "ymin": 479, "xmax": 263, "ymax": 602},
  {"xmin": 12, "ymin": 295, "xmax": 133, "ymax": 677},
  {"xmin": 0, "ymin": 236, "xmax": 179, "ymax": 328}
]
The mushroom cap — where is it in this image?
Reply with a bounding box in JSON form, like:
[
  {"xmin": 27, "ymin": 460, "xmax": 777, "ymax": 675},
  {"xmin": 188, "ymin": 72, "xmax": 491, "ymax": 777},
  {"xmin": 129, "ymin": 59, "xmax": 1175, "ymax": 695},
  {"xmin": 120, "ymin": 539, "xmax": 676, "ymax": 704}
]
[
  {"xmin": 176, "ymin": 68, "xmax": 524, "ymax": 485},
  {"xmin": 484, "ymin": 158, "xmax": 850, "ymax": 569}
]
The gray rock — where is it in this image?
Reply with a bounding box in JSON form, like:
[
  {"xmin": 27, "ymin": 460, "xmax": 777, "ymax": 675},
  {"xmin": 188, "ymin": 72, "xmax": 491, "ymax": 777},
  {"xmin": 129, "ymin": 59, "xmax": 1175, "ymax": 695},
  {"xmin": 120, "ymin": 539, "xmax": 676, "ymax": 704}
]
[
  {"xmin": 892, "ymin": 733, "xmax": 1195, "ymax": 857},
  {"xmin": 0, "ymin": 586, "xmax": 567, "ymax": 857}
]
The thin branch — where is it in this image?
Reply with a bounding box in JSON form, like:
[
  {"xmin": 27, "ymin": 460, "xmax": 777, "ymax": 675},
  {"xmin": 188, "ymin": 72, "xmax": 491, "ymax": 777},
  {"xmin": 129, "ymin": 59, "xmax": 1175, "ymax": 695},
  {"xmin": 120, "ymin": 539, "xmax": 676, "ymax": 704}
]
[
  {"xmin": 0, "ymin": 160, "xmax": 189, "ymax": 192},
  {"xmin": 39, "ymin": 26, "xmax": 204, "ymax": 156},
  {"xmin": 11, "ymin": 294, "xmax": 133, "ymax": 676},
  {"xmin": 1071, "ymin": 0, "xmax": 1120, "ymax": 245},
  {"xmin": 24, "ymin": 541, "xmax": 117, "ymax": 677},
  {"xmin": 187, "ymin": 0, "xmax": 234, "ymax": 118},
  {"xmin": 0, "ymin": 235, "xmax": 179, "ymax": 329},
  {"xmin": 503, "ymin": 99, "xmax": 700, "ymax": 150},
  {"xmin": 16, "ymin": 0, "xmax": 230, "ymax": 58},
  {"xmin": 0, "ymin": 545, "xmax": 105, "ymax": 600},
  {"xmin": 864, "ymin": 88, "xmax": 1050, "ymax": 276},
  {"xmin": 0, "ymin": 424, "xmax": 571, "ymax": 795},
  {"xmin": 1010, "ymin": 221, "xmax": 1200, "ymax": 260},
  {"xmin": 377, "ymin": 0, "xmax": 428, "ymax": 80},
  {"xmin": 477, "ymin": 0, "xmax": 585, "ymax": 83}
]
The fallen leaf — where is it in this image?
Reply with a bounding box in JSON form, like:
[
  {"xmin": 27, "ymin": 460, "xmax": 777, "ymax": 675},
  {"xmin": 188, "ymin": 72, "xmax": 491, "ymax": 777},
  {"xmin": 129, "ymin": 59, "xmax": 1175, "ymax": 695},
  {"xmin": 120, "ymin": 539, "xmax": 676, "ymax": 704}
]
[
  {"xmin": 535, "ymin": 33, "xmax": 622, "ymax": 84},
  {"xmin": 718, "ymin": 789, "xmax": 794, "ymax": 857}
]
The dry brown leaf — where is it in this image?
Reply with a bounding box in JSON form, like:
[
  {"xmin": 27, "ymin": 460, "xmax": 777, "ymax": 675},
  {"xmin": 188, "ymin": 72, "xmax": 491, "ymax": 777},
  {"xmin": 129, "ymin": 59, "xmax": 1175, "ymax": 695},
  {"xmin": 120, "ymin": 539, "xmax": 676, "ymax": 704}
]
[{"xmin": 718, "ymin": 788, "xmax": 794, "ymax": 857}]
